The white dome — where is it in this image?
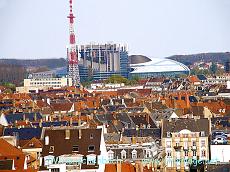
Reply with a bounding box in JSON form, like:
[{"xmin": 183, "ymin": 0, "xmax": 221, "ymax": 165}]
[{"xmin": 130, "ymin": 57, "xmax": 190, "ymax": 74}]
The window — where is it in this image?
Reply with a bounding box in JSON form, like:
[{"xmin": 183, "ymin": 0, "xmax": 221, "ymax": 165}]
[
  {"xmin": 108, "ymin": 150, "xmax": 114, "ymax": 160},
  {"xmin": 184, "ymin": 142, "xmax": 188, "ymax": 149},
  {"xmin": 166, "ymin": 141, "xmax": 171, "ymax": 148},
  {"xmin": 51, "ymin": 169, "xmax": 60, "ymax": 172},
  {"xmin": 146, "ymin": 150, "xmax": 151, "ymax": 158},
  {"xmin": 88, "ymin": 145, "xmax": 95, "ymax": 152},
  {"xmin": 201, "ymin": 140, "xmax": 205, "ymax": 147},
  {"xmin": 72, "ymin": 145, "xmax": 79, "ymax": 152},
  {"xmin": 45, "ymin": 136, "xmax": 49, "ymax": 145},
  {"xmin": 201, "ymin": 150, "xmax": 206, "ymax": 157},
  {"xmin": 201, "ymin": 131, "xmax": 205, "ymax": 137},
  {"xmin": 49, "ymin": 146, "xmax": 54, "ymax": 153},
  {"xmin": 90, "ymin": 134, "xmax": 94, "ymax": 139},
  {"xmin": 167, "ymin": 132, "xmax": 171, "ymax": 137},
  {"xmin": 184, "ymin": 151, "xmax": 188, "ymax": 157},
  {"xmin": 167, "ymin": 151, "xmax": 172, "ymax": 157},
  {"xmin": 132, "ymin": 150, "xmax": 137, "ymax": 159},
  {"xmin": 176, "ymin": 142, "xmax": 180, "ymax": 147},
  {"xmin": 121, "ymin": 150, "xmax": 126, "ymax": 159},
  {"xmin": 192, "ymin": 141, "xmax": 196, "ymax": 147},
  {"xmin": 193, "ymin": 150, "xmax": 196, "ymax": 157}
]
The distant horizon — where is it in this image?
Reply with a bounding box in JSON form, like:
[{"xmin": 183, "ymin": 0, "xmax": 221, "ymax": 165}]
[{"xmin": 0, "ymin": 51, "xmax": 229, "ymax": 60}]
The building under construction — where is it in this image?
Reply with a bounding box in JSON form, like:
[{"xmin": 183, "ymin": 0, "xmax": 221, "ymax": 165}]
[{"xmin": 78, "ymin": 43, "xmax": 130, "ymax": 81}]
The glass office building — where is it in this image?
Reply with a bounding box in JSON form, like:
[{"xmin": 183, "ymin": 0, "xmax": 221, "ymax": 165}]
[{"xmin": 78, "ymin": 43, "xmax": 130, "ymax": 81}]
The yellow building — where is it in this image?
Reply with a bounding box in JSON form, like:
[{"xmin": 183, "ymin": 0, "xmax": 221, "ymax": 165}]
[{"xmin": 162, "ymin": 118, "xmax": 211, "ymax": 171}]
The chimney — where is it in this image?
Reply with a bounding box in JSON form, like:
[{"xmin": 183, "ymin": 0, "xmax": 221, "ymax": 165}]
[
  {"xmin": 227, "ymin": 81, "xmax": 230, "ymax": 89},
  {"xmin": 121, "ymin": 98, "xmax": 125, "ymax": 105},
  {"xmin": 133, "ymin": 98, "xmax": 136, "ymax": 103},
  {"xmin": 186, "ymin": 93, "xmax": 190, "ymax": 109},
  {"xmin": 146, "ymin": 114, "xmax": 150, "ymax": 124},
  {"xmin": 34, "ymin": 113, "xmax": 37, "ymax": 121},
  {"xmin": 70, "ymin": 117, "xmax": 73, "ymax": 126},
  {"xmin": 47, "ymin": 98, "xmax": 50, "ymax": 105},
  {"xmin": 178, "ymin": 92, "xmax": 181, "ymax": 100},
  {"xmin": 116, "ymin": 160, "xmax": 122, "ymax": 172},
  {"xmin": 110, "ymin": 98, "xmax": 114, "ymax": 105},
  {"xmin": 78, "ymin": 112, "xmax": 82, "ymax": 139},
  {"xmin": 39, "ymin": 121, "xmax": 42, "ymax": 128},
  {"xmin": 23, "ymin": 114, "xmax": 26, "ymax": 121}
]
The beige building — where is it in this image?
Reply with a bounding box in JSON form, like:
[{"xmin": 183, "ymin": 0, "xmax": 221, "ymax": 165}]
[
  {"xmin": 16, "ymin": 77, "xmax": 73, "ymax": 93},
  {"xmin": 162, "ymin": 118, "xmax": 211, "ymax": 171}
]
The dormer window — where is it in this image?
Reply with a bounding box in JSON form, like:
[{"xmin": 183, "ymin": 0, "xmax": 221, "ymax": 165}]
[
  {"xmin": 201, "ymin": 131, "xmax": 205, "ymax": 137},
  {"xmin": 49, "ymin": 146, "xmax": 54, "ymax": 153},
  {"xmin": 132, "ymin": 149, "xmax": 137, "ymax": 159},
  {"xmin": 108, "ymin": 150, "xmax": 114, "ymax": 160},
  {"xmin": 45, "ymin": 136, "xmax": 49, "ymax": 145},
  {"xmin": 29, "ymin": 142, "xmax": 34, "ymax": 147},
  {"xmin": 167, "ymin": 132, "xmax": 171, "ymax": 138},
  {"xmin": 88, "ymin": 145, "xmax": 95, "ymax": 152},
  {"xmin": 121, "ymin": 150, "xmax": 126, "ymax": 159}
]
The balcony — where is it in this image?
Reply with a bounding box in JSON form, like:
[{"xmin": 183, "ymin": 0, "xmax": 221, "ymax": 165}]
[
  {"xmin": 183, "ymin": 146, "xmax": 189, "ymax": 150},
  {"xmin": 174, "ymin": 145, "xmax": 182, "ymax": 150},
  {"xmin": 191, "ymin": 146, "xmax": 197, "ymax": 150}
]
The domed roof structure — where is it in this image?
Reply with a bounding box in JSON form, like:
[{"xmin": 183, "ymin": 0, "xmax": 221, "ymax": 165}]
[{"xmin": 130, "ymin": 57, "xmax": 190, "ymax": 77}]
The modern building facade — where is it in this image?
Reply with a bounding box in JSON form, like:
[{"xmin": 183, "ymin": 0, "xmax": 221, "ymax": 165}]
[
  {"xmin": 78, "ymin": 43, "xmax": 130, "ymax": 81},
  {"xmin": 16, "ymin": 76, "xmax": 72, "ymax": 93}
]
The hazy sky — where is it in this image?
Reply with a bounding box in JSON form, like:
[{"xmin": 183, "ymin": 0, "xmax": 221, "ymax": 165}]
[{"xmin": 0, "ymin": 0, "xmax": 230, "ymax": 59}]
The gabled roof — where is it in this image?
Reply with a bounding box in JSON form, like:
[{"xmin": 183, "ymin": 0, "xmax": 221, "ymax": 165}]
[
  {"xmin": 0, "ymin": 138, "xmax": 24, "ymax": 156},
  {"xmin": 51, "ymin": 102, "xmax": 73, "ymax": 112},
  {"xmin": 197, "ymin": 74, "xmax": 207, "ymax": 81},
  {"xmin": 187, "ymin": 75, "xmax": 200, "ymax": 83},
  {"xmin": 22, "ymin": 137, "xmax": 42, "ymax": 149}
]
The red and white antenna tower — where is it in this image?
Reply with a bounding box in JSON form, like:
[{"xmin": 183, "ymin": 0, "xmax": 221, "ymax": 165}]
[{"xmin": 67, "ymin": 0, "xmax": 80, "ymax": 86}]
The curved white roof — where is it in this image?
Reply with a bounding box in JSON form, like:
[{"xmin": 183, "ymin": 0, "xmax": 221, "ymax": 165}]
[{"xmin": 130, "ymin": 57, "xmax": 190, "ymax": 74}]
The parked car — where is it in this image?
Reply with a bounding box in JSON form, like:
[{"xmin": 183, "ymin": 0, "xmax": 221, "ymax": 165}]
[
  {"xmin": 212, "ymin": 137, "xmax": 228, "ymax": 145},
  {"xmin": 212, "ymin": 131, "xmax": 228, "ymax": 139}
]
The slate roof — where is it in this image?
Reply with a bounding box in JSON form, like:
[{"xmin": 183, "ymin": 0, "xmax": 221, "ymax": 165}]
[
  {"xmin": 152, "ymin": 109, "xmax": 175, "ymax": 121},
  {"xmin": 162, "ymin": 118, "xmax": 210, "ymax": 137},
  {"xmin": 197, "ymin": 74, "xmax": 207, "ymax": 81},
  {"xmin": 123, "ymin": 128, "xmax": 161, "ymax": 139},
  {"xmin": 3, "ymin": 127, "xmax": 42, "ymax": 140},
  {"xmin": 32, "ymin": 121, "xmax": 69, "ymax": 127},
  {"xmin": 95, "ymin": 114, "xmax": 115, "ymax": 123},
  {"xmin": 129, "ymin": 113, "xmax": 157, "ymax": 128},
  {"xmin": 41, "ymin": 128, "xmax": 102, "ymax": 170},
  {"xmin": 5, "ymin": 113, "xmax": 42, "ymax": 124},
  {"xmin": 104, "ymin": 105, "xmax": 126, "ymax": 112}
]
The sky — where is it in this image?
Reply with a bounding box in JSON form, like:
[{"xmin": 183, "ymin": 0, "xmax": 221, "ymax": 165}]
[{"xmin": 0, "ymin": 0, "xmax": 230, "ymax": 59}]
